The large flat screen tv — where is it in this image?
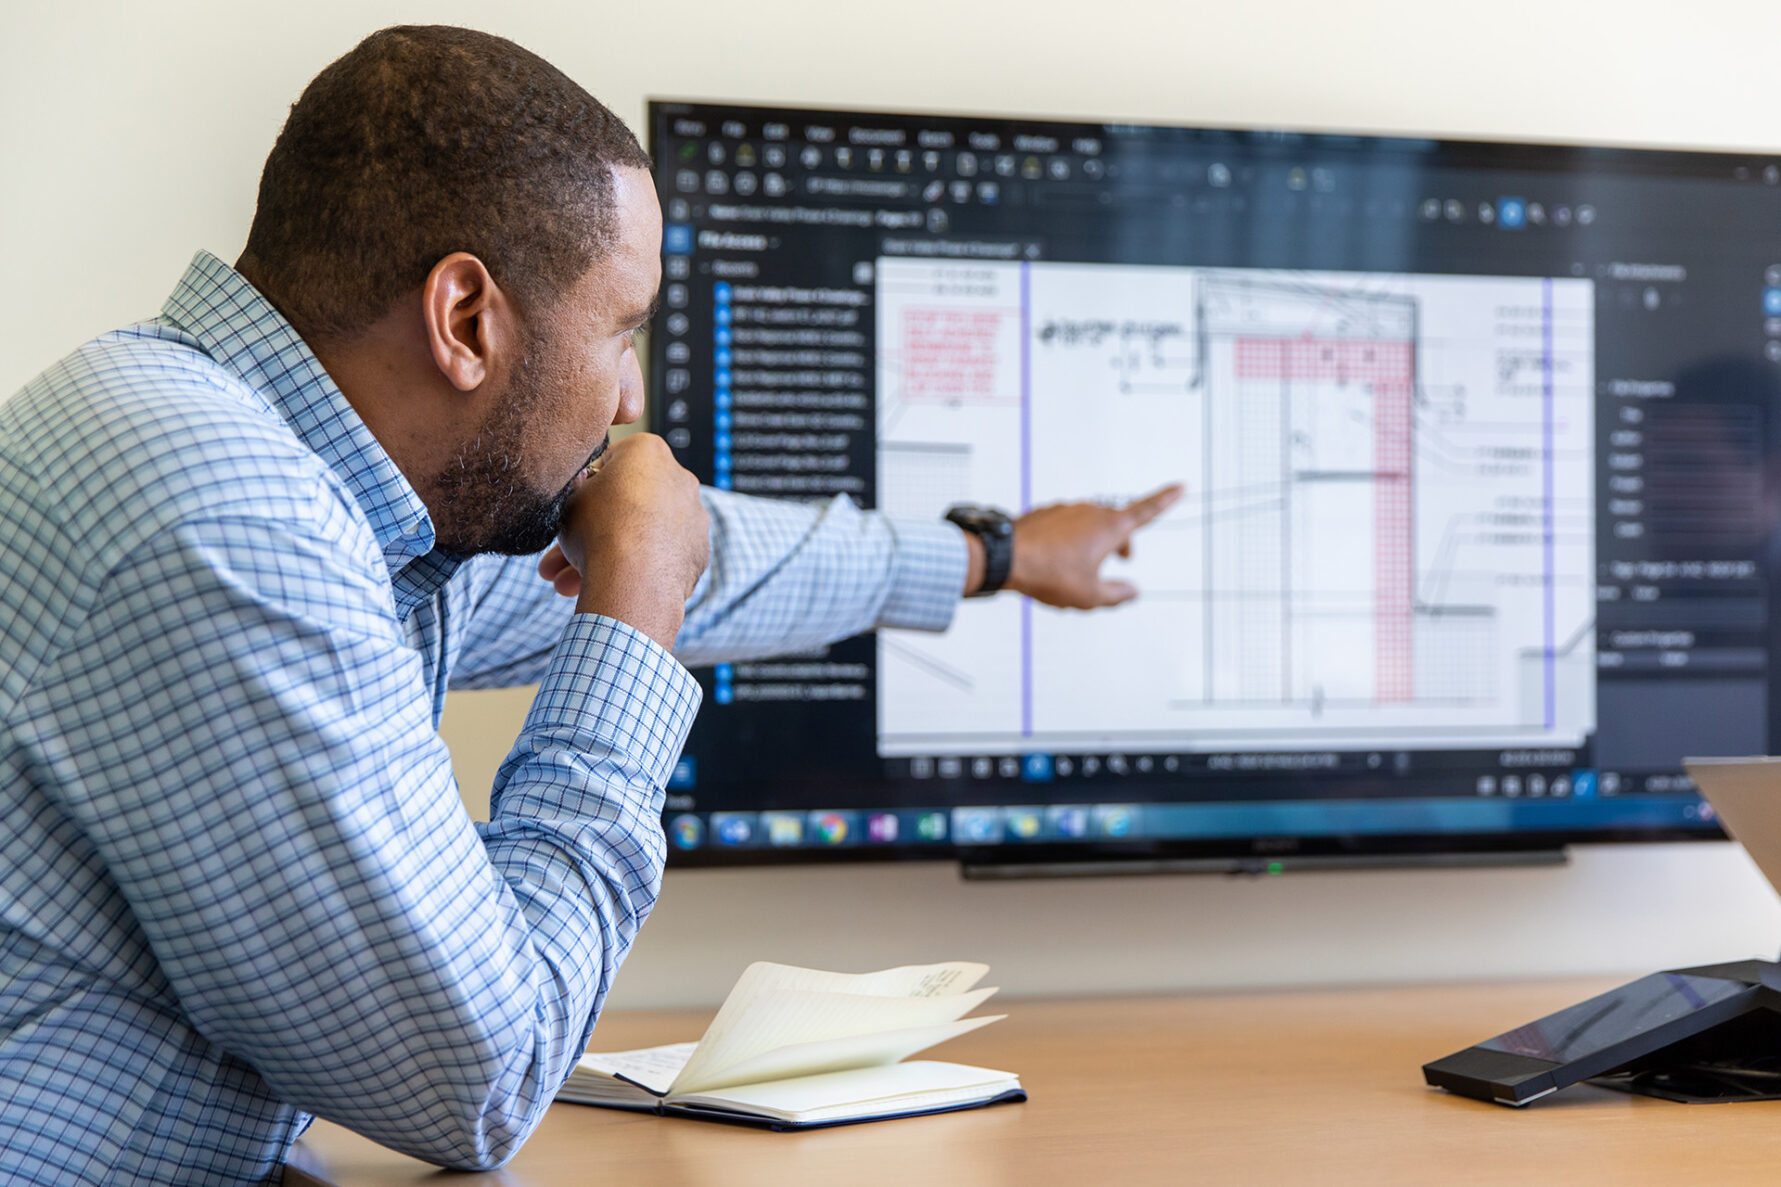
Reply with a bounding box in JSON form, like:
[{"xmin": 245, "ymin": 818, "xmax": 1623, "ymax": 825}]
[{"xmin": 645, "ymin": 99, "xmax": 1781, "ymax": 872}]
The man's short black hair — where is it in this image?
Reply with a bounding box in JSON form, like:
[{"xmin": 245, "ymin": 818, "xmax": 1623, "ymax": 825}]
[{"xmin": 238, "ymin": 25, "xmax": 652, "ymax": 342}]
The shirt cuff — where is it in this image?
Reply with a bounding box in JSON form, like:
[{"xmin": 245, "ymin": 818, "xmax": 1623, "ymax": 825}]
[
  {"xmin": 495, "ymin": 614, "xmax": 702, "ymax": 818},
  {"xmin": 879, "ymin": 519, "xmax": 969, "ymax": 633}
]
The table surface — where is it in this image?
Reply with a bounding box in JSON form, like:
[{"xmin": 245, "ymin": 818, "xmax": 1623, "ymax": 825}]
[{"xmin": 286, "ymin": 977, "xmax": 1781, "ymax": 1186}]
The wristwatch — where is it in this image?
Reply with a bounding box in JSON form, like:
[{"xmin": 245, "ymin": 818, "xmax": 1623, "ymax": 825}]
[{"xmin": 945, "ymin": 504, "xmax": 1015, "ymax": 597}]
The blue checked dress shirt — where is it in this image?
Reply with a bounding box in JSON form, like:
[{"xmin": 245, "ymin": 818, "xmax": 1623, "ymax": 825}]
[{"xmin": 0, "ymin": 252, "xmax": 965, "ymax": 1184}]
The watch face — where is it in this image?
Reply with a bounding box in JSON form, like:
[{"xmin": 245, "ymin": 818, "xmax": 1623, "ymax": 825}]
[
  {"xmin": 948, "ymin": 505, "xmax": 1014, "ymax": 596},
  {"xmin": 948, "ymin": 505, "xmax": 1011, "ymax": 533}
]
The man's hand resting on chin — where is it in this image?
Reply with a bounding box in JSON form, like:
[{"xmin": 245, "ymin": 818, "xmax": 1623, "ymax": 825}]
[{"xmin": 539, "ymin": 433, "xmax": 710, "ymax": 652}]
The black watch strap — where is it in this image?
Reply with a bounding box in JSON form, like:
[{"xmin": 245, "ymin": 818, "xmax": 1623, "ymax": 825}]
[{"xmin": 945, "ymin": 505, "xmax": 1015, "ymax": 596}]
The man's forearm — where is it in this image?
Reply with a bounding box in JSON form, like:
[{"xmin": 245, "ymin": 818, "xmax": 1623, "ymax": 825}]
[{"xmin": 674, "ymin": 488, "xmax": 968, "ymax": 667}]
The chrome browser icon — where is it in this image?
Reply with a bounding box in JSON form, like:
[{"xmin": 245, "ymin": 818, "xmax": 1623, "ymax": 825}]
[{"xmin": 813, "ymin": 811, "xmax": 850, "ymax": 845}]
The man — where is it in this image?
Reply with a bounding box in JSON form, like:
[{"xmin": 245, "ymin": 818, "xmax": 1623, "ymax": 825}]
[{"xmin": 0, "ymin": 26, "xmax": 1178, "ymax": 1183}]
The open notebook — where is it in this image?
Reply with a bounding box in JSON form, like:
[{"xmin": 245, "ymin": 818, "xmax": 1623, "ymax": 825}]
[{"xmin": 557, "ymin": 960, "xmax": 1024, "ymax": 1129}]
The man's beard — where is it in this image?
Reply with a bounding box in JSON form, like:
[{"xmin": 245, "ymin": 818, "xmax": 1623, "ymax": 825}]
[{"xmin": 427, "ymin": 344, "xmax": 588, "ymax": 559}]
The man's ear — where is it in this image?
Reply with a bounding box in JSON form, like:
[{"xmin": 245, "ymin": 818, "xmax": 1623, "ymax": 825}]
[{"xmin": 420, "ymin": 253, "xmax": 515, "ymax": 393}]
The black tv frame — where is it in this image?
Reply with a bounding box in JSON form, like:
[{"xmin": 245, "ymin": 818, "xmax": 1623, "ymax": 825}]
[{"xmin": 645, "ymin": 98, "xmax": 1781, "ymax": 873}]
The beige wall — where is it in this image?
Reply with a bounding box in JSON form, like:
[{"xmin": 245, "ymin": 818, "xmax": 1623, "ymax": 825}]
[{"xmin": 10, "ymin": 0, "xmax": 1781, "ymax": 1008}]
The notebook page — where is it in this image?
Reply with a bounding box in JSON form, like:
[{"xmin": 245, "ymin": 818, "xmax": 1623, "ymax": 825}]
[
  {"xmin": 575, "ymin": 1042, "xmax": 698, "ymax": 1096},
  {"xmin": 673, "ymin": 962, "xmax": 988, "ymax": 1086},
  {"xmin": 836, "ymin": 962, "xmax": 991, "ymax": 998},
  {"xmin": 676, "ymin": 1014, "xmax": 1003, "ymax": 1094},
  {"xmin": 672, "ymin": 1060, "xmax": 1020, "ymax": 1123},
  {"xmin": 671, "ymin": 985, "xmax": 998, "ymax": 1094}
]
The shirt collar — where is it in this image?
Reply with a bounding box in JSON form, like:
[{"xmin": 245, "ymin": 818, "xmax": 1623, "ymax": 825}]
[{"xmin": 160, "ymin": 251, "xmax": 460, "ymax": 615}]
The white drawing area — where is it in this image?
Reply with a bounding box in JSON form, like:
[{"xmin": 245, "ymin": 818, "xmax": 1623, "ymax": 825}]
[{"xmin": 875, "ymin": 257, "xmax": 1595, "ymax": 756}]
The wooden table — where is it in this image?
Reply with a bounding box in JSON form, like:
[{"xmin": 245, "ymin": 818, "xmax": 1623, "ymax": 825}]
[{"xmin": 287, "ymin": 978, "xmax": 1781, "ymax": 1186}]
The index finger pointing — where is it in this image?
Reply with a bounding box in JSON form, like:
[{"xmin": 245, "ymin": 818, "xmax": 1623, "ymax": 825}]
[{"xmin": 1120, "ymin": 483, "xmax": 1186, "ymax": 530}]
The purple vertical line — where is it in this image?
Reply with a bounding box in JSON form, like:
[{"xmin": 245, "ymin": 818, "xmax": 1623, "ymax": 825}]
[
  {"xmin": 1542, "ymin": 278, "xmax": 1556, "ymax": 729},
  {"xmin": 1020, "ymin": 261, "xmax": 1034, "ymax": 738}
]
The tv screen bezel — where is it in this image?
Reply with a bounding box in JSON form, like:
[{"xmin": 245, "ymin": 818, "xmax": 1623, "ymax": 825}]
[{"xmin": 645, "ymin": 97, "xmax": 1761, "ymax": 870}]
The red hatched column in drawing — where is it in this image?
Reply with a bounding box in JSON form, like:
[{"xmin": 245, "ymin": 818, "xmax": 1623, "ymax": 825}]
[{"xmin": 1233, "ymin": 336, "xmax": 1415, "ymax": 704}]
